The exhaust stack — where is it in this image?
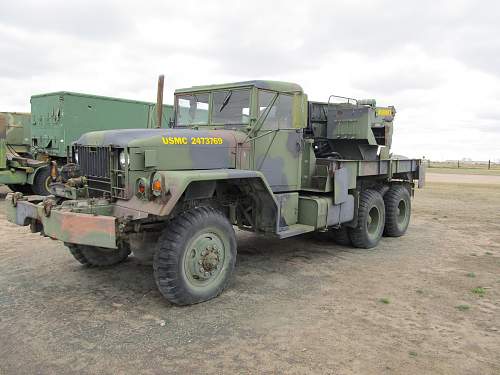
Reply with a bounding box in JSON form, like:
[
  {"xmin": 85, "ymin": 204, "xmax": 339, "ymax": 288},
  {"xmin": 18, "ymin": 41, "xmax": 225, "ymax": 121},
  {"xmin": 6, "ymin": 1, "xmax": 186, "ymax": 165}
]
[{"xmin": 156, "ymin": 75, "xmax": 164, "ymax": 128}]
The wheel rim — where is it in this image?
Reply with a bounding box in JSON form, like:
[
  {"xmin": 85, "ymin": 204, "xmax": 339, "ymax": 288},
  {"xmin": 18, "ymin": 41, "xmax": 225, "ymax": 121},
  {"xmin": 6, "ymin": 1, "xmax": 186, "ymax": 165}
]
[
  {"xmin": 44, "ymin": 176, "xmax": 51, "ymax": 194},
  {"xmin": 367, "ymin": 206, "xmax": 381, "ymax": 238},
  {"xmin": 396, "ymin": 199, "xmax": 408, "ymax": 227},
  {"xmin": 182, "ymin": 228, "xmax": 228, "ymax": 290}
]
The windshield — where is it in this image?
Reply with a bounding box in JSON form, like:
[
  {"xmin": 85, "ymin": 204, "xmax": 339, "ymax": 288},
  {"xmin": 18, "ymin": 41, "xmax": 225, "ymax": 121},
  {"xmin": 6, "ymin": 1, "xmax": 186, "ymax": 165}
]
[
  {"xmin": 176, "ymin": 93, "xmax": 210, "ymax": 126},
  {"xmin": 211, "ymin": 89, "xmax": 251, "ymax": 125}
]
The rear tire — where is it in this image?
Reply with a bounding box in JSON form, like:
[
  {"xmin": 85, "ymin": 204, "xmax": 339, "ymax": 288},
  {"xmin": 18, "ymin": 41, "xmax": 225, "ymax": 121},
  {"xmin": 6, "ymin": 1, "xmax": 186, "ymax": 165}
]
[
  {"xmin": 349, "ymin": 189, "xmax": 385, "ymax": 249},
  {"xmin": 153, "ymin": 206, "xmax": 237, "ymax": 306},
  {"xmin": 33, "ymin": 167, "xmax": 52, "ymax": 196},
  {"xmin": 383, "ymin": 185, "xmax": 411, "ymax": 237},
  {"xmin": 66, "ymin": 243, "xmax": 130, "ymax": 267}
]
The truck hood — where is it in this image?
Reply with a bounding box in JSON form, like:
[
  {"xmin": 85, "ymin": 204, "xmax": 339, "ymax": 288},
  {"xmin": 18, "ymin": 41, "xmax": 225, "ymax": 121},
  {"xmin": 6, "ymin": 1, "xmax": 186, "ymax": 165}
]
[{"xmin": 75, "ymin": 128, "xmax": 249, "ymax": 170}]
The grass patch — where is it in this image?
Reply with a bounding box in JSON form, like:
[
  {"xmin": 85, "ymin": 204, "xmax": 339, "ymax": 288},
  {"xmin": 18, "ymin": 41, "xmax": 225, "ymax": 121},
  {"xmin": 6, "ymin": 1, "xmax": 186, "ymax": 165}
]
[
  {"xmin": 456, "ymin": 304, "xmax": 470, "ymax": 311},
  {"xmin": 416, "ymin": 289, "xmax": 424, "ymax": 294},
  {"xmin": 379, "ymin": 298, "xmax": 390, "ymax": 304},
  {"xmin": 485, "ymin": 252, "xmax": 493, "ymax": 255},
  {"xmin": 408, "ymin": 351, "xmax": 418, "ymax": 357},
  {"xmin": 471, "ymin": 287, "xmax": 486, "ymax": 297},
  {"xmin": 466, "ymin": 272, "xmax": 476, "ymax": 278}
]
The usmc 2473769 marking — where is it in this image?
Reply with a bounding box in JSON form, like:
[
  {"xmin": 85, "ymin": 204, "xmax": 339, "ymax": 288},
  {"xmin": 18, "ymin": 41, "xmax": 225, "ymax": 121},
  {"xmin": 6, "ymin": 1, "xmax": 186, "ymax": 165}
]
[{"xmin": 161, "ymin": 136, "xmax": 224, "ymax": 145}]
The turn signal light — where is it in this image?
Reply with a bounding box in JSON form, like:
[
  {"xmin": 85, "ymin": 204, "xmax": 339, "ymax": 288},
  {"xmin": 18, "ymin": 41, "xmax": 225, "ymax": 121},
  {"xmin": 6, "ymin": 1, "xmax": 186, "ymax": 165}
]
[
  {"xmin": 152, "ymin": 179, "xmax": 162, "ymax": 192},
  {"xmin": 138, "ymin": 181, "xmax": 146, "ymax": 194},
  {"xmin": 135, "ymin": 178, "xmax": 149, "ymax": 199}
]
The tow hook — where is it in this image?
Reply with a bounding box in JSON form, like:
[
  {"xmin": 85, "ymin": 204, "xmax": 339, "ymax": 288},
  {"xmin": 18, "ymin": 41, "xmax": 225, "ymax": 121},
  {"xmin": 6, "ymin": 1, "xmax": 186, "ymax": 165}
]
[
  {"xmin": 11, "ymin": 192, "xmax": 24, "ymax": 207},
  {"xmin": 42, "ymin": 198, "xmax": 56, "ymax": 217}
]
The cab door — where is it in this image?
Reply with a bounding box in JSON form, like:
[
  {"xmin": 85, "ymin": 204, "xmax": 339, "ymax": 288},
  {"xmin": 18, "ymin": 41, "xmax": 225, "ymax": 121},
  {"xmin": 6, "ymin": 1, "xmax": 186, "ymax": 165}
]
[{"xmin": 252, "ymin": 90, "xmax": 302, "ymax": 192}]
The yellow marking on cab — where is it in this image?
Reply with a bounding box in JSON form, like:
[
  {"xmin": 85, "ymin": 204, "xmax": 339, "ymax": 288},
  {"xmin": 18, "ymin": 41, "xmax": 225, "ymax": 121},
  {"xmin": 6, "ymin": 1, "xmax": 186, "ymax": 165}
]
[
  {"xmin": 162, "ymin": 136, "xmax": 188, "ymax": 145},
  {"xmin": 161, "ymin": 136, "xmax": 224, "ymax": 145}
]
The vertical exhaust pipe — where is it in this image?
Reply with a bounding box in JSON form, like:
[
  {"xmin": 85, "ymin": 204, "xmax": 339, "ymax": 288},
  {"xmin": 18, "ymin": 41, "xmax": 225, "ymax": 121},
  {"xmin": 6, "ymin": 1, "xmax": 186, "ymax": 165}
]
[{"xmin": 156, "ymin": 74, "xmax": 164, "ymax": 128}]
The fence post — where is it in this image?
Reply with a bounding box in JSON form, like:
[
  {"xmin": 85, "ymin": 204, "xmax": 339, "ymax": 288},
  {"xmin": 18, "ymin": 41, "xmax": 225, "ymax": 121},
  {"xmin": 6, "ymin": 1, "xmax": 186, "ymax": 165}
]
[
  {"xmin": 488, "ymin": 160, "xmax": 491, "ymax": 170},
  {"xmin": 457, "ymin": 160, "xmax": 460, "ymax": 169}
]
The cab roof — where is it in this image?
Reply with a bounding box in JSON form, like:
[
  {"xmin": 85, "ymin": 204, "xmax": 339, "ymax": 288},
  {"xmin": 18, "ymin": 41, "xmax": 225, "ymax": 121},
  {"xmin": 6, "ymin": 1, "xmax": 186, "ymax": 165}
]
[{"xmin": 175, "ymin": 80, "xmax": 303, "ymax": 95}]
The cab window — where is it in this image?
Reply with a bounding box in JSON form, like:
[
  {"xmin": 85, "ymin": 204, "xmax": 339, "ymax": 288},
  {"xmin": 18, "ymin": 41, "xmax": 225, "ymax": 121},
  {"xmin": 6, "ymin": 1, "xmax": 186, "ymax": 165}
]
[
  {"xmin": 211, "ymin": 89, "xmax": 251, "ymax": 125},
  {"xmin": 176, "ymin": 93, "xmax": 210, "ymax": 126},
  {"xmin": 258, "ymin": 90, "xmax": 293, "ymax": 130}
]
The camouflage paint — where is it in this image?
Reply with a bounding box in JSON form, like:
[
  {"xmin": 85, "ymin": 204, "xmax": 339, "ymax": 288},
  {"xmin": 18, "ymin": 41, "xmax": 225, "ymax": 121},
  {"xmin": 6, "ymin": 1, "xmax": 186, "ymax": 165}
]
[
  {"xmin": 1, "ymin": 112, "xmax": 31, "ymax": 149},
  {"xmin": 0, "ymin": 112, "xmax": 33, "ymax": 184}
]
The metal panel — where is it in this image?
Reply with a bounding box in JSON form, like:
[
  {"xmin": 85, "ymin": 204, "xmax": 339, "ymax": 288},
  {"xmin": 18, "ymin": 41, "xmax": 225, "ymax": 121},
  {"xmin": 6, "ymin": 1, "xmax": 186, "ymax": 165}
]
[
  {"xmin": 275, "ymin": 192, "xmax": 299, "ymax": 230},
  {"xmin": 333, "ymin": 167, "xmax": 349, "ymax": 204},
  {"xmin": 144, "ymin": 149, "xmax": 158, "ymax": 168},
  {"xmin": 30, "ymin": 92, "xmax": 174, "ymax": 158},
  {"xmin": 42, "ymin": 210, "xmax": 117, "ymax": 249},
  {"xmin": 326, "ymin": 195, "xmax": 354, "ymax": 225}
]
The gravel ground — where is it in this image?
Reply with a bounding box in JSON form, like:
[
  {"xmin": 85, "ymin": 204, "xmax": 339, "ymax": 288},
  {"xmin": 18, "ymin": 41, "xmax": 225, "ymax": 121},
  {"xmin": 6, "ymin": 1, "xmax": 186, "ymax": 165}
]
[{"xmin": 0, "ymin": 175, "xmax": 499, "ymax": 374}]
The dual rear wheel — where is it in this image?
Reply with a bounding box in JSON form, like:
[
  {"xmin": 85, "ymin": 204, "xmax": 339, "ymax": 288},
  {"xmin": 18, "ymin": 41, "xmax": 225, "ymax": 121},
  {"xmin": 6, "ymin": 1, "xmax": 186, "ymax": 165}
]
[{"xmin": 331, "ymin": 185, "xmax": 411, "ymax": 249}]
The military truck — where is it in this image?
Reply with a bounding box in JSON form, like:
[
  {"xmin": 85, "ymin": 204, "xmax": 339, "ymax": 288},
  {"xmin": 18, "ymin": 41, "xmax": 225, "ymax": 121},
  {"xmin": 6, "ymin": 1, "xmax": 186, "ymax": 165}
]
[
  {"xmin": 0, "ymin": 112, "xmax": 35, "ymax": 193},
  {"xmin": 6, "ymin": 80, "xmax": 425, "ymax": 305},
  {"xmin": 1, "ymin": 91, "xmax": 173, "ymax": 195}
]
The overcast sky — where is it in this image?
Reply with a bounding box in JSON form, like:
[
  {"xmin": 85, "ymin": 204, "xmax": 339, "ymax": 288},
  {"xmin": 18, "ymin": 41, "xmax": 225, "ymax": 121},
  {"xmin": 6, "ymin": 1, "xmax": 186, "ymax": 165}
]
[{"xmin": 1, "ymin": 0, "xmax": 499, "ymax": 160}]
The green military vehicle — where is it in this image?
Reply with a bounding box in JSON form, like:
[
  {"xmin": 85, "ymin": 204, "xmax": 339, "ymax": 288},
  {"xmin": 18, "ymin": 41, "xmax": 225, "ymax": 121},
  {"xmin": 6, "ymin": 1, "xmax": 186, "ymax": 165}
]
[
  {"xmin": 1, "ymin": 91, "xmax": 173, "ymax": 195},
  {"xmin": 6, "ymin": 80, "xmax": 425, "ymax": 305},
  {"xmin": 0, "ymin": 112, "xmax": 35, "ymax": 193}
]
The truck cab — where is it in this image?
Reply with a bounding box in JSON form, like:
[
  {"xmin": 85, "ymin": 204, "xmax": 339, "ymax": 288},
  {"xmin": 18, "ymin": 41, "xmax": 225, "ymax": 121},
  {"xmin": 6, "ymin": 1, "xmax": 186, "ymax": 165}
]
[{"xmin": 173, "ymin": 80, "xmax": 306, "ymax": 192}]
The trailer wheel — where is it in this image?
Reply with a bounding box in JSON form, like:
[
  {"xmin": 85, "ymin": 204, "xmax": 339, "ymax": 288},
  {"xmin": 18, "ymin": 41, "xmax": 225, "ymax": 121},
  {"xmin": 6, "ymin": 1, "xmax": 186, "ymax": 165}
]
[
  {"xmin": 33, "ymin": 167, "xmax": 52, "ymax": 196},
  {"xmin": 331, "ymin": 226, "xmax": 351, "ymax": 246},
  {"xmin": 349, "ymin": 189, "xmax": 385, "ymax": 249},
  {"xmin": 383, "ymin": 185, "xmax": 411, "ymax": 237},
  {"xmin": 66, "ymin": 243, "xmax": 131, "ymax": 267},
  {"xmin": 153, "ymin": 206, "xmax": 237, "ymax": 306}
]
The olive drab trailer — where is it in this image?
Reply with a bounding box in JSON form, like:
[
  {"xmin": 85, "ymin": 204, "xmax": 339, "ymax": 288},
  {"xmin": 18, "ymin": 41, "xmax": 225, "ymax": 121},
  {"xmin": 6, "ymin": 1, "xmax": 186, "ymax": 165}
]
[
  {"xmin": 6, "ymin": 80, "xmax": 425, "ymax": 305},
  {"xmin": 30, "ymin": 91, "xmax": 173, "ymax": 160},
  {"xmin": 1, "ymin": 91, "xmax": 173, "ymax": 195}
]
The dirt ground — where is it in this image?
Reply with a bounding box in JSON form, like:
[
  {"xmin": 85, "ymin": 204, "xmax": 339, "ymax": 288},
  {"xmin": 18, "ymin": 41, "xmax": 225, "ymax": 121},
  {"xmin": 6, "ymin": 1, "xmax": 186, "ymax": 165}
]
[{"xmin": 0, "ymin": 174, "xmax": 499, "ymax": 375}]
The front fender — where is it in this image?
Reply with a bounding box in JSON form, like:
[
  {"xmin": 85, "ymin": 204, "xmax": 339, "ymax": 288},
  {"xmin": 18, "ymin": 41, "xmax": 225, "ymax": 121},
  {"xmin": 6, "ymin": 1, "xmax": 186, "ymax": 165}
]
[
  {"xmin": 114, "ymin": 169, "xmax": 278, "ymax": 219},
  {"xmin": 157, "ymin": 169, "xmax": 278, "ymax": 217}
]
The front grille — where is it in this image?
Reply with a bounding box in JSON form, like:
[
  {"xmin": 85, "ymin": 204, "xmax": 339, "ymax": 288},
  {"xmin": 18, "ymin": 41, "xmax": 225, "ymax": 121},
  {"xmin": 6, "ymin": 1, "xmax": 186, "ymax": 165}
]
[
  {"xmin": 77, "ymin": 145, "xmax": 110, "ymax": 178},
  {"xmin": 75, "ymin": 145, "xmax": 127, "ymax": 198}
]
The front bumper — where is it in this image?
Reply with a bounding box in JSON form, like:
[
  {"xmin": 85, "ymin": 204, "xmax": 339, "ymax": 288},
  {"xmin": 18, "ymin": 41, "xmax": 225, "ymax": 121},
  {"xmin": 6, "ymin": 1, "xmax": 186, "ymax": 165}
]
[{"xmin": 5, "ymin": 193, "xmax": 117, "ymax": 249}]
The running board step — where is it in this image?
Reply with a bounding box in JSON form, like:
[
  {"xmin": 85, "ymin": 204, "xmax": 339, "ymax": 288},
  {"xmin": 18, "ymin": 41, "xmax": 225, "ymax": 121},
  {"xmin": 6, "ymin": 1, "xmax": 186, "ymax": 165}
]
[{"xmin": 277, "ymin": 224, "xmax": 315, "ymax": 239}]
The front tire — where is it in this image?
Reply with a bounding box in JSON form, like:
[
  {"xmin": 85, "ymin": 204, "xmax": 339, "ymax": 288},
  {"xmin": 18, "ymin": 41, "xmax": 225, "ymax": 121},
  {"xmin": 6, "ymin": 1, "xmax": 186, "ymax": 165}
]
[
  {"xmin": 383, "ymin": 185, "xmax": 411, "ymax": 237},
  {"xmin": 153, "ymin": 206, "xmax": 237, "ymax": 306},
  {"xmin": 349, "ymin": 189, "xmax": 385, "ymax": 249},
  {"xmin": 66, "ymin": 243, "xmax": 131, "ymax": 267}
]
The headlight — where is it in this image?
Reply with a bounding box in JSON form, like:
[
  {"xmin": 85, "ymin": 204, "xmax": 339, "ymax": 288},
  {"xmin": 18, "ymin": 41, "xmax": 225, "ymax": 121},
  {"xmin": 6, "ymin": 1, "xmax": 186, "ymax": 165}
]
[{"xmin": 119, "ymin": 151, "xmax": 128, "ymax": 169}]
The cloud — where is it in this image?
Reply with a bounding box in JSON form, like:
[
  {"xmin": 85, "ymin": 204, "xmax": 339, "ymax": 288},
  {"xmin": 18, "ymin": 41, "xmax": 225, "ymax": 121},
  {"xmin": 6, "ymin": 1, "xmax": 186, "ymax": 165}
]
[
  {"xmin": 0, "ymin": 0, "xmax": 499, "ymax": 160},
  {"xmin": 0, "ymin": 0, "xmax": 132, "ymax": 40}
]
